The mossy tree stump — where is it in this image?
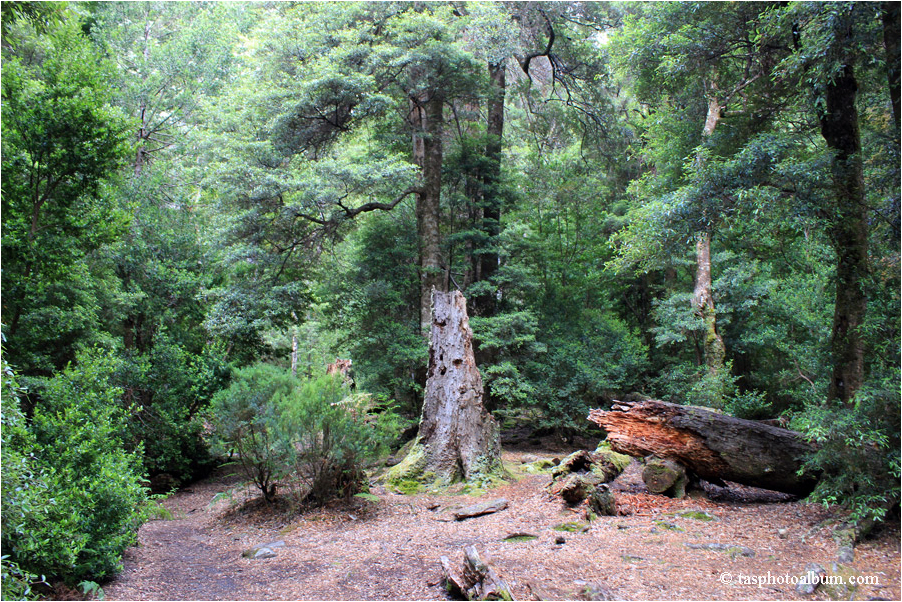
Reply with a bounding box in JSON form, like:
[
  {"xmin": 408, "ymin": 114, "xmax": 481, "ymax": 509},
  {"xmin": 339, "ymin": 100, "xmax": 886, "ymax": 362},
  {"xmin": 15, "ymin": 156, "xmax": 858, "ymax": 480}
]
[{"xmin": 388, "ymin": 290, "xmax": 503, "ymax": 487}]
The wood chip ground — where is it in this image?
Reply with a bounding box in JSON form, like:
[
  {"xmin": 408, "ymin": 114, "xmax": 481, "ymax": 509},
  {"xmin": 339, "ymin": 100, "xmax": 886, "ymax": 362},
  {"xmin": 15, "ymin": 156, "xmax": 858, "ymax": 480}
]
[{"xmin": 101, "ymin": 449, "xmax": 901, "ymax": 601}]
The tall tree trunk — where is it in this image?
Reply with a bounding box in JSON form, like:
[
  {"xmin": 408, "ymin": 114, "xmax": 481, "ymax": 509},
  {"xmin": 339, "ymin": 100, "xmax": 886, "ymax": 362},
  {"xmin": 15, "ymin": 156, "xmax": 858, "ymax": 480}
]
[
  {"xmin": 819, "ymin": 64, "xmax": 868, "ymax": 404},
  {"xmin": 883, "ymin": 2, "xmax": 900, "ymax": 132},
  {"xmin": 413, "ymin": 92, "xmax": 446, "ymax": 335},
  {"xmin": 691, "ymin": 92, "xmax": 727, "ymax": 402},
  {"xmin": 474, "ymin": 60, "xmax": 506, "ymax": 317},
  {"xmin": 693, "ymin": 231, "xmax": 726, "ymax": 381},
  {"xmin": 388, "ymin": 290, "xmax": 503, "ymax": 485}
]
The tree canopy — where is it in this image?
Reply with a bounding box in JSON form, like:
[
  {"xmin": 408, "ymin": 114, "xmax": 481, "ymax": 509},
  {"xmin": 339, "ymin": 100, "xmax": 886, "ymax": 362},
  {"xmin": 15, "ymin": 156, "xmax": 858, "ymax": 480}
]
[{"xmin": 1, "ymin": 2, "xmax": 898, "ymax": 595}]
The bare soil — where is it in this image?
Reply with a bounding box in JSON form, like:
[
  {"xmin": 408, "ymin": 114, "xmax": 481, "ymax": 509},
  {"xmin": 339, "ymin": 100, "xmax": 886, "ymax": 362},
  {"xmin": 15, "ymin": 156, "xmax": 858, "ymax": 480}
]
[{"xmin": 102, "ymin": 445, "xmax": 901, "ymax": 601}]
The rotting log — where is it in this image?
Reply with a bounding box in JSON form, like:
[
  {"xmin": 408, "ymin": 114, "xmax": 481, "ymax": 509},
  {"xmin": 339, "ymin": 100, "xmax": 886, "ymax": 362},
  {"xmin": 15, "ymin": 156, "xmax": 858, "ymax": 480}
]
[{"xmin": 588, "ymin": 399, "xmax": 818, "ymax": 496}]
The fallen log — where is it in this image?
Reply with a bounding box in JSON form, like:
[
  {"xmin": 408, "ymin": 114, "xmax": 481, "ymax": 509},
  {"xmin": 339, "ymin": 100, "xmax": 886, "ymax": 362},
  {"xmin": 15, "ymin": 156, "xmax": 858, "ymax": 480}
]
[
  {"xmin": 453, "ymin": 498, "xmax": 508, "ymax": 521},
  {"xmin": 587, "ymin": 399, "xmax": 818, "ymax": 496}
]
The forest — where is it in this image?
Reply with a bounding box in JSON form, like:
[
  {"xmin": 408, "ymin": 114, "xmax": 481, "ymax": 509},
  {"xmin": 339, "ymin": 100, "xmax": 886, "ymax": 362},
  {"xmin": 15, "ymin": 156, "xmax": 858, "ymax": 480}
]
[{"xmin": 1, "ymin": 1, "xmax": 899, "ymax": 600}]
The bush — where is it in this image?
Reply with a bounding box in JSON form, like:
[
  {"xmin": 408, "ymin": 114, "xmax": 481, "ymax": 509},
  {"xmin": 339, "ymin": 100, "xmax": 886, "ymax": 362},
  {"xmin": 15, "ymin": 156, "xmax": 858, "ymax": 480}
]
[
  {"xmin": 791, "ymin": 370, "xmax": 901, "ymax": 525},
  {"xmin": 118, "ymin": 339, "xmax": 228, "ymax": 487},
  {"xmin": 209, "ymin": 363, "xmax": 297, "ymax": 502},
  {"xmin": 1, "ymin": 351, "xmax": 147, "ymax": 586},
  {"xmin": 210, "ymin": 365, "xmax": 401, "ymax": 507},
  {"xmin": 280, "ymin": 375, "xmax": 400, "ymax": 505}
]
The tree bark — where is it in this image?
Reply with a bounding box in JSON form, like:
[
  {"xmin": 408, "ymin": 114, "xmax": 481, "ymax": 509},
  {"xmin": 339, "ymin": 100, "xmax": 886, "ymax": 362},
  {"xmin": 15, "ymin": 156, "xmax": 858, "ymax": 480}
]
[
  {"xmin": 819, "ymin": 63, "xmax": 868, "ymax": 404},
  {"xmin": 389, "ymin": 290, "xmax": 503, "ymax": 485},
  {"xmin": 588, "ymin": 399, "xmax": 818, "ymax": 496},
  {"xmin": 691, "ymin": 93, "xmax": 727, "ymax": 402},
  {"xmin": 413, "ymin": 92, "xmax": 446, "ymax": 335},
  {"xmin": 473, "ymin": 60, "xmax": 506, "ymax": 317}
]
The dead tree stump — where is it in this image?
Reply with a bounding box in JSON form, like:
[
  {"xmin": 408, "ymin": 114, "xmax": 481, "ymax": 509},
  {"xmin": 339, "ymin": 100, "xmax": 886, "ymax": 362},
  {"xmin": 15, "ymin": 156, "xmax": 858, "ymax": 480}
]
[
  {"xmin": 441, "ymin": 546, "xmax": 513, "ymax": 601},
  {"xmin": 388, "ymin": 290, "xmax": 503, "ymax": 486}
]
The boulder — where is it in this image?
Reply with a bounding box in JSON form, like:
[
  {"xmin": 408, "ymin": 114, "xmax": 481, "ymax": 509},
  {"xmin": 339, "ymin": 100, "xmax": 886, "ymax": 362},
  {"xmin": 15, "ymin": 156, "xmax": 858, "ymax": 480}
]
[{"xmin": 642, "ymin": 458, "xmax": 689, "ymax": 498}]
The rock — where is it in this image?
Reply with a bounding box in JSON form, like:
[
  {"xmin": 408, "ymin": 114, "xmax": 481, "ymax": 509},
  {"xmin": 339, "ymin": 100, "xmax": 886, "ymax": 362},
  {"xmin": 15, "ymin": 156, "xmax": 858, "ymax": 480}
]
[
  {"xmin": 242, "ymin": 540, "xmax": 285, "ymax": 559},
  {"xmin": 588, "ymin": 484, "xmax": 617, "ymax": 517},
  {"xmin": 685, "ymin": 543, "xmax": 754, "ymax": 557},
  {"xmin": 778, "ymin": 528, "xmax": 789, "ymax": 539},
  {"xmin": 243, "ymin": 547, "xmax": 276, "ymax": 560},
  {"xmin": 837, "ymin": 545, "xmax": 855, "ymax": 563},
  {"xmin": 502, "ymin": 532, "xmax": 539, "ymax": 543},
  {"xmin": 452, "ymin": 498, "xmax": 509, "ymax": 521},
  {"xmin": 795, "ymin": 563, "xmax": 826, "ymax": 595},
  {"xmin": 582, "ymin": 583, "xmax": 616, "ymax": 601},
  {"xmin": 521, "ymin": 454, "xmax": 539, "ymax": 464},
  {"xmin": 822, "ymin": 563, "xmax": 860, "ymax": 600},
  {"xmin": 547, "ymin": 447, "xmax": 626, "ymax": 507},
  {"xmin": 642, "ymin": 458, "xmax": 689, "ymax": 498},
  {"xmin": 552, "ymin": 450, "xmax": 594, "ymax": 479},
  {"xmin": 553, "ymin": 521, "xmax": 590, "ymax": 533}
]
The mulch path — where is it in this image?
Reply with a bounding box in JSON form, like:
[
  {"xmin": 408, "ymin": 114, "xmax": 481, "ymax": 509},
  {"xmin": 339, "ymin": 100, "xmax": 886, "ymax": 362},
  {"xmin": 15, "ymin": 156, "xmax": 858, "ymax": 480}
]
[{"xmin": 100, "ymin": 448, "xmax": 901, "ymax": 601}]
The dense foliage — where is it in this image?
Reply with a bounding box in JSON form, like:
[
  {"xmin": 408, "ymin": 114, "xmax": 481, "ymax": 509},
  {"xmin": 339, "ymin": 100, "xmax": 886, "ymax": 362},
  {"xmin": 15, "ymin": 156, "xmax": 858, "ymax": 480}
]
[
  {"xmin": 1, "ymin": 1, "xmax": 898, "ymax": 594},
  {"xmin": 210, "ymin": 365, "xmax": 400, "ymax": 506}
]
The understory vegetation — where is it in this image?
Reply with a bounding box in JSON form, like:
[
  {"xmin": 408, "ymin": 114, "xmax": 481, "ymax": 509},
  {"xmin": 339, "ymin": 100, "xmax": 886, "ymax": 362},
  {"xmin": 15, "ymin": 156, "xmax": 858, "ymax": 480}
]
[{"xmin": 1, "ymin": 1, "xmax": 898, "ymax": 598}]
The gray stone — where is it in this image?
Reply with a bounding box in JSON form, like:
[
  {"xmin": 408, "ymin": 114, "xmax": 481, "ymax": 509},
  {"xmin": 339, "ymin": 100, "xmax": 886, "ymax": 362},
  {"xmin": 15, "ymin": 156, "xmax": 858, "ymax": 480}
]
[
  {"xmin": 685, "ymin": 542, "xmax": 755, "ymax": 557},
  {"xmin": 837, "ymin": 545, "xmax": 855, "ymax": 563},
  {"xmin": 452, "ymin": 498, "xmax": 508, "ymax": 521},
  {"xmin": 582, "ymin": 583, "xmax": 616, "ymax": 601},
  {"xmin": 795, "ymin": 563, "xmax": 826, "ymax": 596},
  {"xmin": 242, "ymin": 540, "xmax": 285, "ymax": 560}
]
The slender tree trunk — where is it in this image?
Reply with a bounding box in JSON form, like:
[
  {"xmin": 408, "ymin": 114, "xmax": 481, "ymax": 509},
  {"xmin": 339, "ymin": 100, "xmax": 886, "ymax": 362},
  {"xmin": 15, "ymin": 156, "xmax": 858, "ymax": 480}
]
[
  {"xmin": 883, "ymin": 2, "xmax": 900, "ymax": 132},
  {"xmin": 691, "ymin": 92, "xmax": 727, "ymax": 400},
  {"xmin": 474, "ymin": 60, "xmax": 506, "ymax": 317},
  {"xmin": 819, "ymin": 64, "xmax": 868, "ymax": 404},
  {"xmin": 693, "ymin": 231, "xmax": 726, "ymax": 379},
  {"xmin": 414, "ymin": 91, "xmax": 446, "ymax": 335}
]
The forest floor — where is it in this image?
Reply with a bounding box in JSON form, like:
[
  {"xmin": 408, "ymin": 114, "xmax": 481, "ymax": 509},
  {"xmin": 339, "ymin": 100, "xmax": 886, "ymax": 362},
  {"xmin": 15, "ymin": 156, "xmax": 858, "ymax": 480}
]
[{"xmin": 100, "ymin": 437, "xmax": 901, "ymax": 602}]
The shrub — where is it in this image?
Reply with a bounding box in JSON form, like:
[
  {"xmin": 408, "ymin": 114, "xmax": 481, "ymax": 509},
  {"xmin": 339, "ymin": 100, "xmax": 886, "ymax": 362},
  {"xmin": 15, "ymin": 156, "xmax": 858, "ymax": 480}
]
[
  {"xmin": 209, "ymin": 363, "xmax": 297, "ymax": 502},
  {"xmin": 792, "ymin": 370, "xmax": 901, "ymax": 525},
  {"xmin": 1, "ymin": 351, "xmax": 146, "ymax": 586},
  {"xmin": 118, "ymin": 340, "xmax": 228, "ymax": 487},
  {"xmin": 279, "ymin": 375, "xmax": 401, "ymax": 505},
  {"xmin": 210, "ymin": 365, "xmax": 401, "ymax": 507}
]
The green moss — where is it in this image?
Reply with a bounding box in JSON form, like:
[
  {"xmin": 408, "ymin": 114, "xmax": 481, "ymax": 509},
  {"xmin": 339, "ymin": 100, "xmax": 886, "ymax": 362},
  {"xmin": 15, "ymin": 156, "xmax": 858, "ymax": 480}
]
[
  {"xmin": 385, "ymin": 438, "xmax": 427, "ymax": 484},
  {"xmin": 822, "ymin": 564, "xmax": 859, "ymax": 600},
  {"xmin": 654, "ymin": 520, "xmax": 685, "ymax": 532},
  {"xmin": 553, "ymin": 521, "xmax": 589, "ymax": 532},
  {"xmin": 394, "ymin": 480, "xmax": 423, "ymax": 495},
  {"xmin": 502, "ymin": 533, "xmax": 539, "ymax": 543},
  {"xmin": 669, "ymin": 510, "xmax": 716, "ymax": 521},
  {"xmin": 594, "ymin": 442, "xmax": 632, "ymax": 473}
]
